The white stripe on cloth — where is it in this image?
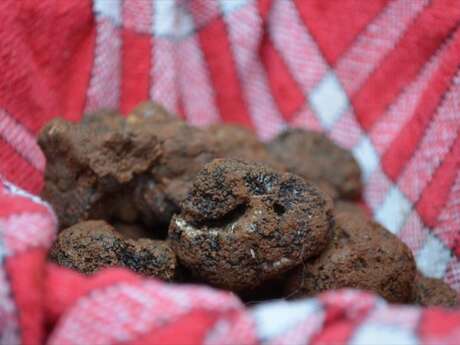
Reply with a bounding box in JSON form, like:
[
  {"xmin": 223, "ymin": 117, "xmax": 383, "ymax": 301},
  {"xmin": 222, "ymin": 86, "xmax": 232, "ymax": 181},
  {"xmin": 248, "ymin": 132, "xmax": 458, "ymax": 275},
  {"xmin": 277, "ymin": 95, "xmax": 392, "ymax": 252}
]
[
  {"xmin": 269, "ymin": 0, "xmax": 328, "ymax": 93},
  {"xmin": 84, "ymin": 17, "xmax": 121, "ymax": 114},
  {"xmin": 222, "ymin": 1, "xmax": 285, "ymax": 140},
  {"xmin": 176, "ymin": 35, "xmax": 220, "ymax": 127},
  {"xmin": 150, "ymin": 38, "xmax": 179, "ymax": 114},
  {"xmin": 0, "ymin": 109, "xmax": 45, "ymax": 172}
]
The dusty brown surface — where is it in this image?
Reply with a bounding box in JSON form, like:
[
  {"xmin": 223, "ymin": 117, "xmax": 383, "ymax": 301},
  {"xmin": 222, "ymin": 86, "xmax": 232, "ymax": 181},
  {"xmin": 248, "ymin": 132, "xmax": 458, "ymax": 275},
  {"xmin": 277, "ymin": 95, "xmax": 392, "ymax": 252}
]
[
  {"xmin": 50, "ymin": 220, "xmax": 176, "ymax": 280},
  {"xmin": 268, "ymin": 129, "xmax": 362, "ymax": 200},
  {"xmin": 137, "ymin": 116, "xmax": 221, "ymax": 225},
  {"xmin": 207, "ymin": 124, "xmax": 285, "ymax": 171},
  {"xmin": 334, "ymin": 200, "xmax": 368, "ymax": 219},
  {"xmin": 38, "ymin": 113, "xmax": 161, "ymax": 228},
  {"xmin": 285, "ymin": 212, "xmax": 416, "ymax": 303},
  {"xmin": 39, "ymin": 102, "xmax": 220, "ymax": 229},
  {"xmin": 169, "ymin": 159, "xmax": 334, "ymax": 292},
  {"xmin": 412, "ymin": 272, "xmax": 458, "ymax": 307},
  {"xmin": 49, "ymin": 220, "xmax": 124, "ymax": 274},
  {"xmin": 121, "ymin": 238, "xmax": 176, "ymax": 280}
]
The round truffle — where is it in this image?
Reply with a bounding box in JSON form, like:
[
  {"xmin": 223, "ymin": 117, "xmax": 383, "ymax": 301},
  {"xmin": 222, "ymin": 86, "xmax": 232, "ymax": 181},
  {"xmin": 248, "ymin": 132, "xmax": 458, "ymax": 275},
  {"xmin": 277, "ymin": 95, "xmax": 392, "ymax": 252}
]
[
  {"xmin": 268, "ymin": 129, "xmax": 362, "ymax": 200},
  {"xmin": 169, "ymin": 159, "xmax": 334, "ymax": 291},
  {"xmin": 50, "ymin": 220, "xmax": 176, "ymax": 280},
  {"xmin": 412, "ymin": 273, "xmax": 458, "ymax": 307},
  {"xmin": 49, "ymin": 220, "xmax": 124, "ymax": 274},
  {"xmin": 285, "ymin": 212, "xmax": 416, "ymax": 303}
]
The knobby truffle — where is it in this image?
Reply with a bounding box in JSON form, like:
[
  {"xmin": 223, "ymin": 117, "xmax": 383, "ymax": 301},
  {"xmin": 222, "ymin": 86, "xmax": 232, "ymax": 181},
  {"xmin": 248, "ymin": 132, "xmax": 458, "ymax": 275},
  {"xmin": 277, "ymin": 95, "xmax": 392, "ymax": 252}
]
[
  {"xmin": 169, "ymin": 159, "xmax": 334, "ymax": 291},
  {"xmin": 50, "ymin": 220, "xmax": 176, "ymax": 280}
]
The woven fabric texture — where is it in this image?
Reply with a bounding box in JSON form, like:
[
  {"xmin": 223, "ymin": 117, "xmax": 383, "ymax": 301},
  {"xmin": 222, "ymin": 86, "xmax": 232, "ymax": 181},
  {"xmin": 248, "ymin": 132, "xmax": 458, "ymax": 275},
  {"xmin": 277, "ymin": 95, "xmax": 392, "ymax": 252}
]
[{"xmin": 0, "ymin": 0, "xmax": 459, "ymax": 344}]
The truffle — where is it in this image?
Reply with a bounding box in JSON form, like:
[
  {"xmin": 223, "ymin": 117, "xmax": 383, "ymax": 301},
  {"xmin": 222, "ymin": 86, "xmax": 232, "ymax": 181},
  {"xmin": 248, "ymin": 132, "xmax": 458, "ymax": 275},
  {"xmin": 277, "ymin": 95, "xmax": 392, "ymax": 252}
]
[
  {"xmin": 412, "ymin": 273, "xmax": 458, "ymax": 307},
  {"xmin": 268, "ymin": 129, "xmax": 362, "ymax": 200},
  {"xmin": 50, "ymin": 220, "xmax": 176, "ymax": 280},
  {"xmin": 285, "ymin": 212, "xmax": 416, "ymax": 303},
  {"xmin": 169, "ymin": 159, "xmax": 334, "ymax": 291}
]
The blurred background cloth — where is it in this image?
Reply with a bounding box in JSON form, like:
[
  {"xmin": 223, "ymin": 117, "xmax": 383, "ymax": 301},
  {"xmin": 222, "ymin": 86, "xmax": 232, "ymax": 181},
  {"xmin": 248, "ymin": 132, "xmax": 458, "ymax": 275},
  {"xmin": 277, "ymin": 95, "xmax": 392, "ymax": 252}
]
[{"xmin": 0, "ymin": 0, "xmax": 460, "ymax": 344}]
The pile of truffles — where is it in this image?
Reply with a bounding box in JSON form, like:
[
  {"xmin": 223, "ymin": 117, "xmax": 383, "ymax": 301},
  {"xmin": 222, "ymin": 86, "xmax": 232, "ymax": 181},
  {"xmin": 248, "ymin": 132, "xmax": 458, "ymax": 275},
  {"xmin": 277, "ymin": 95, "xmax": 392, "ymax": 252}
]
[{"xmin": 39, "ymin": 102, "xmax": 458, "ymax": 307}]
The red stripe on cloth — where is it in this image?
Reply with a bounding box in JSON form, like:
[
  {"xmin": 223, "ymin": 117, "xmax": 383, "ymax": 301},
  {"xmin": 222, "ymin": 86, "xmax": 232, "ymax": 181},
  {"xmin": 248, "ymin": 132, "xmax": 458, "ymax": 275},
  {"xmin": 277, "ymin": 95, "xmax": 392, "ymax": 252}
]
[
  {"xmin": 382, "ymin": 28, "xmax": 460, "ymax": 181},
  {"xmin": 419, "ymin": 309, "xmax": 460, "ymax": 342},
  {"xmin": 369, "ymin": 30, "xmax": 450, "ymax": 156},
  {"xmin": 223, "ymin": 2, "xmax": 285, "ymax": 140},
  {"xmin": 335, "ymin": 0, "xmax": 428, "ymax": 95},
  {"xmin": 353, "ymin": 0, "xmax": 460, "ymax": 131},
  {"xmin": 260, "ymin": 41, "xmax": 304, "ymax": 122},
  {"xmin": 6, "ymin": 249, "xmax": 47, "ymax": 345},
  {"xmin": 397, "ymin": 67, "xmax": 460, "ymax": 203},
  {"xmin": 198, "ymin": 17, "xmax": 253, "ymax": 127},
  {"xmin": 0, "ymin": 5, "xmax": 56, "ymax": 133},
  {"xmin": 312, "ymin": 293, "xmax": 376, "ymax": 345},
  {"xmin": 132, "ymin": 311, "xmax": 218, "ymax": 345},
  {"xmin": 257, "ymin": 0, "xmax": 273, "ymax": 22},
  {"xmin": 269, "ymin": 0, "xmax": 328, "ymax": 94},
  {"xmin": 176, "ymin": 90, "xmax": 186, "ymax": 119},
  {"xmin": 0, "ymin": 140, "xmax": 43, "ymax": 194},
  {"xmin": 294, "ymin": 0, "xmax": 389, "ymax": 65},
  {"xmin": 0, "ymin": 0, "xmax": 94, "ymax": 132},
  {"xmin": 61, "ymin": 25, "xmax": 97, "ymax": 122},
  {"xmin": 45, "ymin": 266, "xmax": 141, "ymax": 326},
  {"xmin": 0, "ymin": 192, "xmax": 51, "ymax": 217},
  {"xmin": 120, "ymin": 30, "xmax": 151, "ymax": 114},
  {"xmin": 416, "ymin": 133, "xmax": 460, "ymax": 228}
]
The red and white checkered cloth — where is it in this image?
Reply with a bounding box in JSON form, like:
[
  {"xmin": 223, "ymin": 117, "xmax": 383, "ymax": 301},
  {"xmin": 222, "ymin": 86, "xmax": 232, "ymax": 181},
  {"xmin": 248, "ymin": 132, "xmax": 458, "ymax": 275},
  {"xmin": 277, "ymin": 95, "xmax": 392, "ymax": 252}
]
[{"xmin": 0, "ymin": 0, "xmax": 460, "ymax": 344}]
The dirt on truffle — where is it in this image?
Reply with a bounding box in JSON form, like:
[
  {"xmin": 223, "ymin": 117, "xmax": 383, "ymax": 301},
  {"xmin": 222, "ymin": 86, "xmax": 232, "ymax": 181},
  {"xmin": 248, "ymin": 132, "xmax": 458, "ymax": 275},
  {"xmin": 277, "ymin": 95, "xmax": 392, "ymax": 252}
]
[
  {"xmin": 412, "ymin": 272, "xmax": 458, "ymax": 307},
  {"xmin": 207, "ymin": 124, "xmax": 286, "ymax": 171},
  {"xmin": 39, "ymin": 103, "xmax": 220, "ymax": 229},
  {"xmin": 169, "ymin": 159, "xmax": 334, "ymax": 292},
  {"xmin": 285, "ymin": 211, "xmax": 416, "ymax": 304},
  {"xmin": 334, "ymin": 200, "xmax": 368, "ymax": 219},
  {"xmin": 38, "ymin": 113, "xmax": 162, "ymax": 228},
  {"xmin": 140, "ymin": 116, "xmax": 221, "ymax": 224},
  {"xmin": 268, "ymin": 128, "xmax": 362, "ymax": 200},
  {"xmin": 49, "ymin": 220, "xmax": 176, "ymax": 280}
]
